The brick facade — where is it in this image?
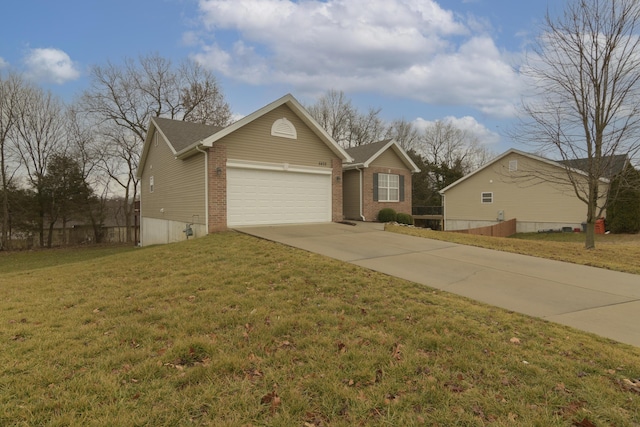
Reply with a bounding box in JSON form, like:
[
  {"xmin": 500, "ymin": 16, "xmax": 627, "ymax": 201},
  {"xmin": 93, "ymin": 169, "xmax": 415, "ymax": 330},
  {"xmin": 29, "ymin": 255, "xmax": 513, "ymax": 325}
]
[
  {"xmin": 332, "ymin": 158, "xmax": 344, "ymax": 222},
  {"xmin": 208, "ymin": 145, "xmax": 228, "ymax": 232},
  {"xmin": 361, "ymin": 166, "xmax": 412, "ymax": 221},
  {"xmin": 207, "ymin": 145, "xmax": 343, "ymax": 232}
]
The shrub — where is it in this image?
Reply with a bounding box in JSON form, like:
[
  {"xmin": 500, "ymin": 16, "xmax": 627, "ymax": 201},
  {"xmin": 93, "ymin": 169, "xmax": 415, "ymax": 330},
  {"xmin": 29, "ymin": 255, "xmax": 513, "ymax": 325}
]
[
  {"xmin": 396, "ymin": 213, "xmax": 414, "ymax": 225},
  {"xmin": 607, "ymin": 166, "xmax": 640, "ymax": 234},
  {"xmin": 377, "ymin": 208, "xmax": 397, "ymax": 222}
]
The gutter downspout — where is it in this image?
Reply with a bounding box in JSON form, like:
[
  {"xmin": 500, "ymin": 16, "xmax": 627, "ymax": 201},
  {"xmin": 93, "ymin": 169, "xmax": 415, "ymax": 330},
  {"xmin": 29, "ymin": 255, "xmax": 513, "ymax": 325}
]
[
  {"xmin": 138, "ymin": 182, "xmax": 143, "ymax": 246},
  {"xmin": 439, "ymin": 192, "xmax": 445, "ymax": 231},
  {"xmin": 196, "ymin": 144, "xmax": 208, "ymax": 233},
  {"xmin": 356, "ymin": 167, "xmax": 365, "ymax": 221}
]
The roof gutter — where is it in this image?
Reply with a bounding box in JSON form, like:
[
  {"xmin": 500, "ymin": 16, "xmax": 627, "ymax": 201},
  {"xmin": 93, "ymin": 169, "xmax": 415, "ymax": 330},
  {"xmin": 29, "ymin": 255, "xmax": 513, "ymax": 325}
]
[
  {"xmin": 343, "ymin": 162, "xmax": 366, "ymax": 171},
  {"xmin": 175, "ymin": 142, "xmax": 205, "ymax": 160}
]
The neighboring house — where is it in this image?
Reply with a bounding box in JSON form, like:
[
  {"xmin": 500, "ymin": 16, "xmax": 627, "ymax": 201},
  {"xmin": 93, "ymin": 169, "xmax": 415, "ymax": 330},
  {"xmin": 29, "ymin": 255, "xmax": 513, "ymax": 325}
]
[
  {"xmin": 342, "ymin": 139, "xmax": 420, "ymax": 221},
  {"xmin": 439, "ymin": 149, "xmax": 614, "ymax": 233},
  {"xmin": 136, "ymin": 94, "xmax": 353, "ymax": 246}
]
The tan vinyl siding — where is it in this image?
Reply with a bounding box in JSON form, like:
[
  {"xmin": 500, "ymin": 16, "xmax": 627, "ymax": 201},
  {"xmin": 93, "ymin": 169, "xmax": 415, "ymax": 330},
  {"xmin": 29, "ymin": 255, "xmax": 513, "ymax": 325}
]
[
  {"xmin": 140, "ymin": 129, "xmax": 206, "ymax": 224},
  {"xmin": 444, "ymin": 152, "xmax": 603, "ymax": 225},
  {"xmin": 343, "ymin": 169, "xmax": 361, "ymax": 220},
  {"xmin": 218, "ymin": 105, "xmax": 337, "ymax": 168},
  {"xmin": 369, "ymin": 148, "xmax": 407, "ymax": 169}
]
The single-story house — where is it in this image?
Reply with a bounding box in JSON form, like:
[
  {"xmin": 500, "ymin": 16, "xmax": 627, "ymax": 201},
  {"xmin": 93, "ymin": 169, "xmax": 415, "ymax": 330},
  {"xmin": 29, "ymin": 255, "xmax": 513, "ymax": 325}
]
[
  {"xmin": 137, "ymin": 94, "xmax": 356, "ymax": 246},
  {"xmin": 342, "ymin": 139, "xmax": 420, "ymax": 221},
  {"xmin": 137, "ymin": 94, "xmax": 421, "ymax": 246},
  {"xmin": 439, "ymin": 148, "xmax": 617, "ymax": 233}
]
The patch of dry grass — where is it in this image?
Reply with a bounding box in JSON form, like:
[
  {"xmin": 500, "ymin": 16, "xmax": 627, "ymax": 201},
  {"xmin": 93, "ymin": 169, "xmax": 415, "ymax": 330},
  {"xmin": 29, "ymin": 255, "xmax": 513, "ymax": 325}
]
[
  {"xmin": 387, "ymin": 225, "xmax": 640, "ymax": 275},
  {"xmin": 1, "ymin": 232, "xmax": 640, "ymax": 426}
]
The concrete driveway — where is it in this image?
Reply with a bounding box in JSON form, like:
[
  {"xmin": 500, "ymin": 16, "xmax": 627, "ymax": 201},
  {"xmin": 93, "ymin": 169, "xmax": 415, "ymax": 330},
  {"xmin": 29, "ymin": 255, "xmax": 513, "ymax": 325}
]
[{"xmin": 237, "ymin": 221, "xmax": 640, "ymax": 347}]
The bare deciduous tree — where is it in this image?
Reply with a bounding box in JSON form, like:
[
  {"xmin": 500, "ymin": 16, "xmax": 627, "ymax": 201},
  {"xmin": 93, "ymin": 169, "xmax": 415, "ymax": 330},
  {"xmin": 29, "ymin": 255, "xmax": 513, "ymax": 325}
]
[
  {"xmin": 411, "ymin": 120, "xmax": 493, "ymax": 206},
  {"xmin": 307, "ymin": 89, "xmax": 355, "ymax": 146},
  {"xmin": 307, "ymin": 89, "xmax": 387, "ymax": 148},
  {"xmin": 12, "ymin": 85, "xmax": 66, "ymax": 247},
  {"xmin": 347, "ymin": 106, "xmax": 386, "ymax": 147},
  {"xmin": 66, "ymin": 107, "xmax": 108, "ymax": 243},
  {"xmin": 516, "ymin": 0, "xmax": 640, "ymax": 249},
  {"xmin": 181, "ymin": 62, "xmax": 233, "ymax": 126},
  {"xmin": 80, "ymin": 53, "xmax": 232, "ymax": 242},
  {"xmin": 385, "ymin": 119, "xmax": 420, "ymax": 151},
  {"xmin": 0, "ymin": 72, "xmax": 24, "ymax": 250},
  {"xmin": 418, "ymin": 121, "xmax": 491, "ymax": 174}
]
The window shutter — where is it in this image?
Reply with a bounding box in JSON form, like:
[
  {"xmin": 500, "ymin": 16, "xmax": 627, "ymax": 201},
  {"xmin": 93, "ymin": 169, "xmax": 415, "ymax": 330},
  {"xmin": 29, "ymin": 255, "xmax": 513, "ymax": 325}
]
[
  {"xmin": 373, "ymin": 173, "xmax": 379, "ymax": 201},
  {"xmin": 399, "ymin": 175, "xmax": 405, "ymax": 202}
]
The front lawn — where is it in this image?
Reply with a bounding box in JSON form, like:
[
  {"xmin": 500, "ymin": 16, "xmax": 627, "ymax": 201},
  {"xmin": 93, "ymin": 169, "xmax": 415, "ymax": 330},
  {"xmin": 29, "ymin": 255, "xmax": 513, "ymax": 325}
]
[{"xmin": 1, "ymin": 233, "xmax": 639, "ymax": 425}]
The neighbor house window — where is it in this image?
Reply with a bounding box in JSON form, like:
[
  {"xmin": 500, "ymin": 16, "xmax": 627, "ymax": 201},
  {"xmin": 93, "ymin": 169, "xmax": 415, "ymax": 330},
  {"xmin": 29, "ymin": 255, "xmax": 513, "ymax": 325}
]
[
  {"xmin": 150, "ymin": 176, "xmax": 154, "ymax": 193},
  {"xmin": 509, "ymin": 160, "xmax": 518, "ymax": 171},
  {"xmin": 374, "ymin": 173, "xmax": 401, "ymax": 202},
  {"xmin": 481, "ymin": 192, "xmax": 493, "ymax": 203}
]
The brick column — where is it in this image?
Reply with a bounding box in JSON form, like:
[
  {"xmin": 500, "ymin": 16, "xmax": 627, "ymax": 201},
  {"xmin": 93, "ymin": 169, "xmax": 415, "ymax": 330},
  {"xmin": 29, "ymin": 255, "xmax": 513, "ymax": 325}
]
[
  {"xmin": 332, "ymin": 158, "xmax": 344, "ymax": 222},
  {"xmin": 208, "ymin": 144, "xmax": 227, "ymax": 232}
]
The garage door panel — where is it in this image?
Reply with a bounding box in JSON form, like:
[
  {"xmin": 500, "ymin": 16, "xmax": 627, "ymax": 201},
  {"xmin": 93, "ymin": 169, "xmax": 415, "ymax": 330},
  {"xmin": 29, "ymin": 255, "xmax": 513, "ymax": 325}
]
[{"xmin": 227, "ymin": 167, "xmax": 331, "ymax": 226}]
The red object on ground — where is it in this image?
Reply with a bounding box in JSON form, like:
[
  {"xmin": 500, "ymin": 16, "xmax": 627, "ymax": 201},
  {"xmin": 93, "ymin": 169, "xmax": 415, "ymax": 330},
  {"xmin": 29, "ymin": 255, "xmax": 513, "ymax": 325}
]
[{"xmin": 595, "ymin": 218, "xmax": 605, "ymax": 234}]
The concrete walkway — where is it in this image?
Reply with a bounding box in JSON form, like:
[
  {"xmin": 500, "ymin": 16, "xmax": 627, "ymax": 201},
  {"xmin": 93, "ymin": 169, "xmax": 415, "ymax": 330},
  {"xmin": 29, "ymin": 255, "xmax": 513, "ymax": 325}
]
[{"xmin": 237, "ymin": 221, "xmax": 640, "ymax": 348}]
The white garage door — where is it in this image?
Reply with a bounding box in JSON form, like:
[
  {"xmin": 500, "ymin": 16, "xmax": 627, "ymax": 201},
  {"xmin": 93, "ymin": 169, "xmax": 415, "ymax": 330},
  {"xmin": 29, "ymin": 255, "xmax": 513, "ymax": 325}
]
[{"xmin": 227, "ymin": 166, "xmax": 332, "ymax": 227}]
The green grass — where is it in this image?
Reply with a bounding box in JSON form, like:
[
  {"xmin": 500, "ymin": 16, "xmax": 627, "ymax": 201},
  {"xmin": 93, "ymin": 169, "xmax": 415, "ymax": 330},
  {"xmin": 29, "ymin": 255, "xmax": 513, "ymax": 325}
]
[
  {"xmin": 0, "ymin": 244, "xmax": 137, "ymax": 274},
  {"xmin": 387, "ymin": 225, "xmax": 640, "ymax": 275},
  {"xmin": 2, "ymin": 232, "xmax": 640, "ymax": 426}
]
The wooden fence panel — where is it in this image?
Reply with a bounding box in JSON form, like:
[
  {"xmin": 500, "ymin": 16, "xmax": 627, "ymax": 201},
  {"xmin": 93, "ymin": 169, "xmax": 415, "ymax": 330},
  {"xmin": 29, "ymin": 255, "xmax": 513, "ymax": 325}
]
[{"xmin": 451, "ymin": 218, "xmax": 517, "ymax": 238}]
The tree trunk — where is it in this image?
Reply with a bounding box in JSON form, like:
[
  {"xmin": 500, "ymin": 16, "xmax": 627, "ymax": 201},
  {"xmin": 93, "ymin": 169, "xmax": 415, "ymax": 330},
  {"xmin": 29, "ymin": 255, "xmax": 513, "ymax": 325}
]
[
  {"xmin": 584, "ymin": 177, "xmax": 599, "ymax": 250},
  {"xmin": 1, "ymin": 155, "xmax": 8, "ymax": 251},
  {"xmin": 62, "ymin": 218, "xmax": 67, "ymax": 245},
  {"xmin": 47, "ymin": 221, "xmax": 54, "ymax": 248},
  {"xmin": 125, "ymin": 201, "xmax": 132, "ymax": 243},
  {"xmin": 1, "ymin": 188, "xmax": 8, "ymax": 251},
  {"xmin": 38, "ymin": 212, "xmax": 45, "ymax": 248},
  {"xmin": 584, "ymin": 221, "xmax": 595, "ymax": 250}
]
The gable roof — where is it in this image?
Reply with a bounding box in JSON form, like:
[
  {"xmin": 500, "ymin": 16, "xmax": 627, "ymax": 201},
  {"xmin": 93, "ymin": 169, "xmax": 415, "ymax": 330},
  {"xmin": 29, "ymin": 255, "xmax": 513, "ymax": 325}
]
[
  {"xmin": 137, "ymin": 94, "xmax": 353, "ymax": 178},
  {"xmin": 136, "ymin": 117, "xmax": 222, "ymax": 177},
  {"xmin": 439, "ymin": 148, "xmax": 610, "ymax": 194},
  {"xmin": 343, "ymin": 139, "xmax": 420, "ymax": 172},
  {"xmin": 194, "ymin": 93, "xmax": 352, "ymax": 162},
  {"xmin": 153, "ymin": 117, "xmax": 223, "ymax": 153}
]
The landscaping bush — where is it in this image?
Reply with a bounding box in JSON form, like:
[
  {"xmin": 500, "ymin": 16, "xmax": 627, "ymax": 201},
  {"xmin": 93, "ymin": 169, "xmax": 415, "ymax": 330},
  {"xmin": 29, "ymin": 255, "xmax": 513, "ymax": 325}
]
[
  {"xmin": 607, "ymin": 165, "xmax": 640, "ymax": 234},
  {"xmin": 396, "ymin": 212, "xmax": 414, "ymax": 225},
  {"xmin": 377, "ymin": 208, "xmax": 397, "ymax": 222}
]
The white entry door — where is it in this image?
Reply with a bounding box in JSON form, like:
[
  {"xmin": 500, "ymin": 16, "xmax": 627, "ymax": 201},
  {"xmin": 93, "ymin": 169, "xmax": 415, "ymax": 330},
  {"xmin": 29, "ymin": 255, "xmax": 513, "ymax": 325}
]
[{"xmin": 227, "ymin": 166, "xmax": 332, "ymax": 227}]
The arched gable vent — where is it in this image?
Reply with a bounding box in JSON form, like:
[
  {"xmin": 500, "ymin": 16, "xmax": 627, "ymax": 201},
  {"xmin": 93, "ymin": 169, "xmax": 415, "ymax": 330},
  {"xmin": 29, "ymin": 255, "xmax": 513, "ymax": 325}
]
[{"xmin": 271, "ymin": 117, "xmax": 297, "ymax": 139}]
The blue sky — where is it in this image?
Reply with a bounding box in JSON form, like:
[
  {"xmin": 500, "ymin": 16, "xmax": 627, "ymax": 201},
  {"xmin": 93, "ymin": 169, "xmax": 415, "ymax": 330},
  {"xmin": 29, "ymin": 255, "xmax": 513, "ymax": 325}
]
[{"xmin": 1, "ymin": 0, "xmax": 559, "ymax": 152}]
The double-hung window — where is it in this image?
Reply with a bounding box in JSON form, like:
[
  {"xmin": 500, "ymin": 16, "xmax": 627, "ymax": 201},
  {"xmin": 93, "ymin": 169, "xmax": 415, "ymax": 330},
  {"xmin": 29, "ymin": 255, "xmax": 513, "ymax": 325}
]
[
  {"xmin": 377, "ymin": 173, "xmax": 400, "ymax": 202},
  {"xmin": 481, "ymin": 192, "xmax": 493, "ymax": 203}
]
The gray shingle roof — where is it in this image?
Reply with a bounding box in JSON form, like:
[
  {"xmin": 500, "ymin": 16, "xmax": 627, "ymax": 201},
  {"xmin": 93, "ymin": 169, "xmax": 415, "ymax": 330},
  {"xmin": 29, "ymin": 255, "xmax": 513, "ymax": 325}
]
[
  {"xmin": 344, "ymin": 139, "xmax": 393, "ymax": 164},
  {"xmin": 561, "ymin": 154, "xmax": 629, "ymax": 178},
  {"xmin": 153, "ymin": 117, "xmax": 223, "ymax": 152}
]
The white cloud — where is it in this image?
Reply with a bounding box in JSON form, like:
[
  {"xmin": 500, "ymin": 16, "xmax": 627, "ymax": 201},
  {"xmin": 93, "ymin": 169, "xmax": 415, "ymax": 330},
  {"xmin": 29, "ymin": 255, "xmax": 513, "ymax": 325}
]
[
  {"xmin": 0, "ymin": 57, "xmax": 8, "ymax": 69},
  {"xmin": 23, "ymin": 48, "xmax": 80, "ymax": 84},
  {"xmin": 414, "ymin": 115, "xmax": 500, "ymax": 146},
  {"xmin": 190, "ymin": 0, "xmax": 523, "ymax": 118},
  {"xmin": 181, "ymin": 31, "xmax": 200, "ymax": 47}
]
